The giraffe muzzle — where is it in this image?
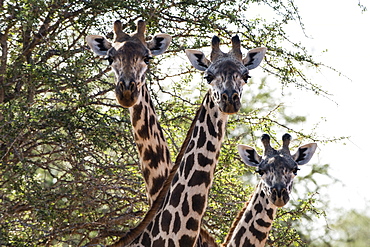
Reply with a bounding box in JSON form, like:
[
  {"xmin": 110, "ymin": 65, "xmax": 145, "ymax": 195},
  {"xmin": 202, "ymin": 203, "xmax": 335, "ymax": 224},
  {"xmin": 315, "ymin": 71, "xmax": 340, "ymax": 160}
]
[
  {"xmin": 115, "ymin": 80, "xmax": 138, "ymax": 108},
  {"xmin": 271, "ymin": 187, "xmax": 289, "ymax": 207},
  {"xmin": 220, "ymin": 90, "xmax": 241, "ymax": 114}
]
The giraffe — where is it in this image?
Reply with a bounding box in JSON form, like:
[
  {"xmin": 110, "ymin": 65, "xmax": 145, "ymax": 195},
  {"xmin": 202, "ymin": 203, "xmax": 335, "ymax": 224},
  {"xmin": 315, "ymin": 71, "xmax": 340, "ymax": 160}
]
[
  {"xmin": 109, "ymin": 35, "xmax": 266, "ymax": 247},
  {"xmin": 222, "ymin": 133, "xmax": 317, "ymax": 247},
  {"xmin": 86, "ymin": 20, "xmax": 172, "ymax": 206}
]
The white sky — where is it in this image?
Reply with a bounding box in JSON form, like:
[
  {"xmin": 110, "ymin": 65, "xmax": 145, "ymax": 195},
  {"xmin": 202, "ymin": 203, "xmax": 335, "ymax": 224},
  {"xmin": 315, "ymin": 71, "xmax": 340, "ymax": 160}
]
[{"xmin": 278, "ymin": 0, "xmax": 370, "ymax": 215}]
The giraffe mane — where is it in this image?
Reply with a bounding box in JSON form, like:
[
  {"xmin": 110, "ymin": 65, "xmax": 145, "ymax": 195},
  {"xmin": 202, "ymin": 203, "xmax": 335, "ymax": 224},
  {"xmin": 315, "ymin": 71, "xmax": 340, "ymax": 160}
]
[{"xmin": 108, "ymin": 92, "xmax": 211, "ymax": 247}]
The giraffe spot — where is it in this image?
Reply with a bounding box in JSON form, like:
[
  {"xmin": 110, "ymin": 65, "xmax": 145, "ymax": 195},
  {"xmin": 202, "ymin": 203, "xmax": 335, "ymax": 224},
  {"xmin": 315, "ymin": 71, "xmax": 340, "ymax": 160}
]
[
  {"xmin": 149, "ymin": 114, "xmax": 156, "ymax": 129},
  {"xmin": 217, "ymin": 120, "xmax": 223, "ymax": 140},
  {"xmin": 132, "ymin": 103, "xmax": 143, "ymax": 127},
  {"xmin": 266, "ymin": 208, "xmax": 274, "ymax": 220},
  {"xmin": 147, "ymin": 221, "xmax": 153, "ymax": 232},
  {"xmin": 186, "ymin": 217, "xmax": 199, "ymax": 231},
  {"xmin": 184, "ymin": 153, "xmax": 195, "ymax": 179},
  {"xmin": 152, "ymin": 213, "xmax": 161, "ymax": 237},
  {"xmin": 206, "ymin": 114, "xmax": 217, "ymax": 138},
  {"xmin": 252, "ymin": 194, "xmax": 259, "ymax": 206},
  {"xmin": 234, "ymin": 226, "xmax": 246, "ymax": 247},
  {"xmin": 188, "ymin": 170, "xmax": 211, "ymax": 188},
  {"xmin": 213, "ymin": 110, "xmax": 218, "ymax": 119},
  {"xmin": 186, "ymin": 140, "xmax": 195, "ymax": 153},
  {"xmin": 215, "ymin": 150, "xmax": 220, "ymax": 160},
  {"xmin": 162, "ymin": 191, "xmax": 171, "ymax": 208},
  {"xmin": 168, "ymin": 239, "xmax": 175, "ymax": 247},
  {"xmin": 198, "ymin": 106, "xmax": 207, "ymax": 123},
  {"xmin": 165, "ymin": 148, "xmax": 171, "ymax": 163},
  {"xmin": 198, "ymin": 152, "xmax": 213, "ymax": 167},
  {"xmin": 156, "ymin": 144, "xmax": 165, "ymax": 162},
  {"xmin": 140, "ymin": 231, "xmax": 151, "ymax": 246},
  {"xmin": 209, "ymin": 97, "xmax": 215, "ymax": 109},
  {"xmin": 170, "ymin": 183, "xmax": 185, "ymax": 207},
  {"xmin": 150, "ymin": 175, "xmax": 166, "ymax": 199},
  {"xmin": 179, "ymin": 235, "xmax": 196, "ymax": 247},
  {"xmin": 173, "ymin": 212, "xmax": 181, "ymax": 234},
  {"xmin": 249, "ymin": 222, "xmax": 267, "ymax": 242},
  {"xmin": 242, "ymin": 239, "xmax": 255, "ymax": 247},
  {"xmin": 137, "ymin": 107, "xmax": 150, "ymax": 139},
  {"xmin": 143, "ymin": 146, "xmax": 160, "ymax": 168},
  {"xmin": 260, "ymin": 190, "xmax": 266, "ymax": 198},
  {"xmin": 153, "ymin": 237, "xmax": 165, "ymax": 247},
  {"xmin": 161, "ymin": 210, "xmax": 172, "ymax": 234},
  {"xmin": 182, "ymin": 194, "xmax": 190, "ymax": 216},
  {"xmin": 193, "ymin": 126, "xmax": 199, "ymax": 138},
  {"xmin": 143, "ymin": 168, "xmax": 150, "ymax": 185},
  {"xmin": 206, "ymin": 140, "xmax": 216, "ymax": 152},
  {"xmin": 196, "ymin": 126, "xmax": 207, "ymax": 148},
  {"xmin": 256, "ymin": 218, "xmax": 271, "ymax": 228},
  {"xmin": 254, "ymin": 202, "xmax": 263, "ymax": 214},
  {"xmin": 191, "ymin": 194, "xmax": 205, "ymax": 215},
  {"xmin": 244, "ymin": 210, "xmax": 253, "ymax": 224},
  {"xmin": 172, "ymin": 172, "xmax": 179, "ymax": 186}
]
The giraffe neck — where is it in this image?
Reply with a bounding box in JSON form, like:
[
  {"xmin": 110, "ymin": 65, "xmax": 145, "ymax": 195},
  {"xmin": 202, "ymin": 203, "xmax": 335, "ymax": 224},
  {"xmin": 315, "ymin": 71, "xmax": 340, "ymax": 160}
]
[
  {"xmin": 225, "ymin": 181, "xmax": 277, "ymax": 247},
  {"xmin": 129, "ymin": 83, "xmax": 172, "ymax": 205},
  {"xmin": 130, "ymin": 90, "xmax": 229, "ymax": 247}
]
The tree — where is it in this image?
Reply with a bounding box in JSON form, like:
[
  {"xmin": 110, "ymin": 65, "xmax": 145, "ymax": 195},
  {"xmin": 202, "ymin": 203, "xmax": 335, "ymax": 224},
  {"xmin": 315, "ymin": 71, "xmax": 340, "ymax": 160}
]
[{"xmin": 0, "ymin": 0, "xmax": 335, "ymax": 245}]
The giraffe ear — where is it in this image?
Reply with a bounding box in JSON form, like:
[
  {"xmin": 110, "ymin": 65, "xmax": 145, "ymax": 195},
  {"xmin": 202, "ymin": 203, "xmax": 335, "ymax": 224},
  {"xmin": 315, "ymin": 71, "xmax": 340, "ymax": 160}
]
[
  {"xmin": 147, "ymin": 34, "xmax": 172, "ymax": 56},
  {"xmin": 237, "ymin": 144, "xmax": 262, "ymax": 167},
  {"xmin": 86, "ymin": 35, "xmax": 112, "ymax": 56},
  {"xmin": 292, "ymin": 143, "xmax": 317, "ymax": 165},
  {"xmin": 242, "ymin": 47, "xmax": 266, "ymax": 70},
  {"xmin": 185, "ymin": 49, "xmax": 211, "ymax": 71}
]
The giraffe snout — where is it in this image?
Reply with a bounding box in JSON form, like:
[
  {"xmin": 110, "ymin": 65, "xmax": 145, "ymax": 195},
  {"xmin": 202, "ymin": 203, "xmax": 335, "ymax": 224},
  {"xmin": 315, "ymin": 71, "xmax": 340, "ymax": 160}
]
[
  {"xmin": 271, "ymin": 185, "xmax": 289, "ymax": 207},
  {"xmin": 115, "ymin": 80, "xmax": 138, "ymax": 108},
  {"xmin": 220, "ymin": 89, "xmax": 241, "ymax": 114}
]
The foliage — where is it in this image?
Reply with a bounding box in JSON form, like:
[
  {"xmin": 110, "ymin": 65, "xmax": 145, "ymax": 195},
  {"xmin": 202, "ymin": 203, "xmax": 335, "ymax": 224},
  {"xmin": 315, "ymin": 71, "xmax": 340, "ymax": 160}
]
[{"xmin": 0, "ymin": 0, "xmax": 336, "ymax": 246}]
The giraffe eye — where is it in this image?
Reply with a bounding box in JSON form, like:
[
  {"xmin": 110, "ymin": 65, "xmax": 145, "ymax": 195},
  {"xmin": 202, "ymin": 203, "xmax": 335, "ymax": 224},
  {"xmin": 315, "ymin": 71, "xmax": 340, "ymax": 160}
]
[
  {"xmin": 204, "ymin": 74, "xmax": 214, "ymax": 84},
  {"xmin": 104, "ymin": 55, "xmax": 113, "ymax": 65},
  {"xmin": 292, "ymin": 167, "xmax": 300, "ymax": 175},
  {"xmin": 242, "ymin": 73, "xmax": 251, "ymax": 82},
  {"xmin": 256, "ymin": 169, "xmax": 265, "ymax": 176},
  {"xmin": 144, "ymin": 56, "xmax": 152, "ymax": 65}
]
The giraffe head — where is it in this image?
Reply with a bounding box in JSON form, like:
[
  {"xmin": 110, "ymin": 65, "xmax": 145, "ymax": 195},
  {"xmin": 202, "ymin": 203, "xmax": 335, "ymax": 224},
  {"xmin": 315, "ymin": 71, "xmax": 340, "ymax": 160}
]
[
  {"xmin": 185, "ymin": 36, "xmax": 266, "ymax": 114},
  {"xmin": 86, "ymin": 20, "xmax": 171, "ymax": 107},
  {"xmin": 238, "ymin": 134, "xmax": 317, "ymax": 207}
]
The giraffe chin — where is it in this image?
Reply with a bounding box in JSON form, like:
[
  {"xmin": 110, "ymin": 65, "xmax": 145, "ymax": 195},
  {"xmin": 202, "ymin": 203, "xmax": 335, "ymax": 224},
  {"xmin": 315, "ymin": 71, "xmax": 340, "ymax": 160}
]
[
  {"xmin": 115, "ymin": 94, "xmax": 138, "ymax": 108},
  {"xmin": 272, "ymin": 197, "xmax": 289, "ymax": 208},
  {"xmin": 219, "ymin": 102, "xmax": 241, "ymax": 114},
  {"xmin": 115, "ymin": 89, "xmax": 139, "ymax": 108}
]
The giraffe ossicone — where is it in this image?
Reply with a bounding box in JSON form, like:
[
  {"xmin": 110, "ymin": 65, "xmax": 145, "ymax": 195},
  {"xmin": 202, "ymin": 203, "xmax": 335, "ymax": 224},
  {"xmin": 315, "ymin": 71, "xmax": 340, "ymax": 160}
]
[{"xmin": 223, "ymin": 133, "xmax": 317, "ymax": 247}]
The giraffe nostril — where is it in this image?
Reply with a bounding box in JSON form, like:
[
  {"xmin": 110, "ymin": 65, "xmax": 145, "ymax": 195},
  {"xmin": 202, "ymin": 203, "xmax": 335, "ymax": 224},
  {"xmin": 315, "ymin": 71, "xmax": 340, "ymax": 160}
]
[
  {"xmin": 118, "ymin": 81, "xmax": 125, "ymax": 91},
  {"xmin": 129, "ymin": 81, "xmax": 135, "ymax": 92},
  {"xmin": 232, "ymin": 93, "xmax": 239, "ymax": 102},
  {"xmin": 221, "ymin": 93, "xmax": 228, "ymax": 102}
]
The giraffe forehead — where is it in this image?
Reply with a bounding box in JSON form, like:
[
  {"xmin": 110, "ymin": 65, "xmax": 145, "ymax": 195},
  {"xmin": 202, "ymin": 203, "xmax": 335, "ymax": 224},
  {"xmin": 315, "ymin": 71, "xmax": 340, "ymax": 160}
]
[
  {"xmin": 261, "ymin": 154, "xmax": 297, "ymax": 171},
  {"xmin": 209, "ymin": 57, "xmax": 246, "ymax": 75},
  {"xmin": 111, "ymin": 40, "xmax": 149, "ymax": 59}
]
